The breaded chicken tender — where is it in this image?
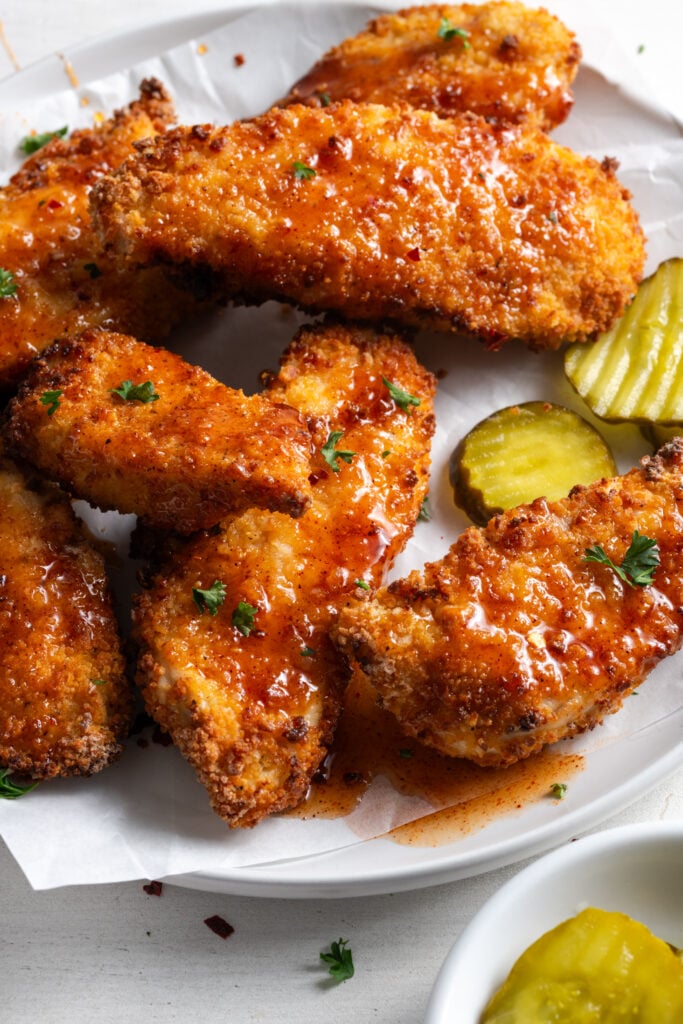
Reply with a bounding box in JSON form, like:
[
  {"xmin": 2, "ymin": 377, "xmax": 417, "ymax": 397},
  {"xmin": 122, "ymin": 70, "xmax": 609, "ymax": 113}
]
[
  {"xmin": 92, "ymin": 102, "xmax": 644, "ymax": 350},
  {"xmin": 0, "ymin": 78, "xmax": 196, "ymax": 390},
  {"xmin": 282, "ymin": 2, "xmax": 580, "ymax": 130},
  {"xmin": 5, "ymin": 329, "xmax": 313, "ymax": 533},
  {"xmin": 333, "ymin": 440, "xmax": 683, "ymax": 768},
  {"xmin": 0, "ymin": 443, "xmax": 130, "ymax": 779},
  {"xmin": 133, "ymin": 321, "xmax": 436, "ymax": 826}
]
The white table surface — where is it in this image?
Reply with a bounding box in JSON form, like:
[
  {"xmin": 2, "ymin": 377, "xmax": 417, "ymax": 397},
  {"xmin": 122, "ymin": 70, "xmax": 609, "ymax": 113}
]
[{"xmin": 1, "ymin": 2, "xmax": 682, "ymax": 1022}]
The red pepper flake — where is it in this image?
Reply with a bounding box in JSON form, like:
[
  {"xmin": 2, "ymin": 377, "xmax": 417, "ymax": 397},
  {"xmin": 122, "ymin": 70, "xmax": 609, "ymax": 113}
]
[
  {"xmin": 234, "ymin": 53, "xmax": 245, "ymax": 67},
  {"xmin": 47, "ymin": 198, "xmax": 63, "ymax": 210},
  {"xmin": 204, "ymin": 914, "xmax": 235, "ymax": 939},
  {"xmin": 407, "ymin": 247, "xmax": 421, "ymax": 261},
  {"xmin": 143, "ymin": 880, "xmax": 163, "ymax": 897}
]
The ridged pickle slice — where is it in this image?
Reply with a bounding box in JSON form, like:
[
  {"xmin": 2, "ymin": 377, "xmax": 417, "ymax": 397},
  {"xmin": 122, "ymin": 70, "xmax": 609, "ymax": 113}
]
[
  {"xmin": 450, "ymin": 401, "xmax": 616, "ymax": 526},
  {"xmin": 482, "ymin": 907, "xmax": 683, "ymax": 1023},
  {"xmin": 565, "ymin": 257, "xmax": 683, "ymax": 424}
]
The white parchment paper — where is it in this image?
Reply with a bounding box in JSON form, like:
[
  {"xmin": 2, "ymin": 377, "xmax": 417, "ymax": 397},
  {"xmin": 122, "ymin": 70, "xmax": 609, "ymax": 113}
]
[{"xmin": 0, "ymin": 1, "xmax": 681, "ymax": 889}]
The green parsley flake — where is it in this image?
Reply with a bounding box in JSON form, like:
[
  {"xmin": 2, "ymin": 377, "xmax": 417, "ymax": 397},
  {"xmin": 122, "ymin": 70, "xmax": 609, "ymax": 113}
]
[
  {"xmin": 92, "ymin": 679, "xmax": 107, "ymax": 686},
  {"xmin": 40, "ymin": 389, "xmax": 62, "ymax": 416},
  {"xmin": 437, "ymin": 18, "xmax": 470, "ymax": 47},
  {"xmin": 110, "ymin": 380, "xmax": 160, "ymax": 403},
  {"xmin": 0, "ymin": 767, "xmax": 38, "ymax": 800},
  {"xmin": 321, "ymin": 430, "xmax": 356, "ymax": 472},
  {"xmin": 292, "ymin": 160, "xmax": 316, "ymax": 180},
  {"xmin": 381, "ymin": 449, "xmax": 391, "ymax": 459},
  {"xmin": 192, "ymin": 580, "xmax": 227, "ymax": 616},
  {"xmin": 399, "ymin": 748, "xmax": 414, "ymax": 759},
  {"xmin": 547, "ymin": 210, "xmax": 558, "ymax": 224},
  {"xmin": 584, "ymin": 530, "xmax": 659, "ymax": 588},
  {"xmin": 354, "ymin": 578, "xmax": 370, "ymax": 591},
  {"xmin": 84, "ymin": 262, "xmax": 102, "ymax": 279},
  {"xmin": 549, "ymin": 782, "xmax": 567, "ymax": 800},
  {"xmin": 232, "ymin": 600, "xmax": 258, "ymax": 636},
  {"xmin": 418, "ymin": 497, "xmax": 432, "ymax": 522},
  {"xmin": 320, "ymin": 938, "xmax": 355, "ymax": 982},
  {"xmin": 19, "ymin": 125, "xmax": 68, "ymax": 155},
  {"xmin": 301, "ymin": 646, "xmax": 316, "ymax": 657},
  {"xmin": 383, "ymin": 376, "xmax": 421, "ymax": 412},
  {"xmin": 319, "ymin": 92, "xmax": 331, "ymax": 107},
  {"xmin": 0, "ymin": 268, "xmax": 17, "ymax": 298}
]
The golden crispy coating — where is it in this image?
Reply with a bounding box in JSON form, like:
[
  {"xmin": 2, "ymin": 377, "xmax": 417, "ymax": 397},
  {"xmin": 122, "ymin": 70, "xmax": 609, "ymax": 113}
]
[
  {"xmin": 0, "ymin": 443, "xmax": 130, "ymax": 779},
  {"xmin": 0, "ymin": 78, "xmax": 196, "ymax": 390},
  {"xmin": 5, "ymin": 329, "xmax": 313, "ymax": 533},
  {"xmin": 282, "ymin": 2, "xmax": 580, "ymax": 130},
  {"xmin": 133, "ymin": 321, "xmax": 436, "ymax": 826},
  {"xmin": 92, "ymin": 102, "xmax": 644, "ymax": 350},
  {"xmin": 334, "ymin": 439, "xmax": 683, "ymax": 767}
]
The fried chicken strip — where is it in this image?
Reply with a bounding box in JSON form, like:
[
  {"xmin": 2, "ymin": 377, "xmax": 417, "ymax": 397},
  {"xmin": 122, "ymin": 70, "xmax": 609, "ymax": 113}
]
[
  {"xmin": 4, "ymin": 329, "xmax": 313, "ymax": 533},
  {"xmin": 133, "ymin": 321, "xmax": 436, "ymax": 826},
  {"xmin": 92, "ymin": 102, "xmax": 644, "ymax": 350},
  {"xmin": 0, "ymin": 78, "xmax": 196, "ymax": 390},
  {"xmin": 0, "ymin": 443, "xmax": 130, "ymax": 779},
  {"xmin": 282, "ymin": 2, "xmax": 580, "ymax": 130},
  {"xmin": 333, "ymin": 439, "xmax": 683, "ymax": 767}
]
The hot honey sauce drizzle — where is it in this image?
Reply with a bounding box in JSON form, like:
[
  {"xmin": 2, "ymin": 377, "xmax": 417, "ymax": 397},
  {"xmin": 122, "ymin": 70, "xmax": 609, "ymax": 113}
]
[{"xmin": 287, "ymin": 674, "xmax": 583, "ymax": 845}]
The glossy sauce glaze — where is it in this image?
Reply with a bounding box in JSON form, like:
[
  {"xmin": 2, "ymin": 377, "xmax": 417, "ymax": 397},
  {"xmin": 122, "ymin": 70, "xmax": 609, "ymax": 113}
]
[{"xmin": 289, "ymin": 674, "xmax": 583, "ymax": 846}]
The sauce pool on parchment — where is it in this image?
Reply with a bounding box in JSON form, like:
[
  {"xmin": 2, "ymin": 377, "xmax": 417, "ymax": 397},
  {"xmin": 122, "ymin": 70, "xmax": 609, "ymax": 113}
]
[{"xmin": 287, "ymin": 675, "xmax": 583, "ymax": 846}]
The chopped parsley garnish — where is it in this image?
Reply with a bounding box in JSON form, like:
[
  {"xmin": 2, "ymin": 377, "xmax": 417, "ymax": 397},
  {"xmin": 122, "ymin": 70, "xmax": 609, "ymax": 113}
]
[
  {"xmin": 110, "ymin": 380, "xmax": 160, "ymax": 403},
  {"xmin": 91, "ymin": 679, "xmax": 107, "ymax": 686},
  {"xmin": 437, "ymin": 18, "xmax": 470, "ymax": 47},
  {"xmin": 292, "ymin": 160, "xmax": 316, "ymax": 180},
  {"xmin": 383, "ymin": 376, "xmax": 421, "ymax": 412},
  {"xmin": 637, "ymin": 43, "xmax": 645, "ymax": 54},
  {"xmin": 301, "ymin": 646, "xmax": 316, "ymax": 657},
  {"xmin": 19, "ymin": 125, "xmax": 68, "ymax": 155},
  {"xmin": 320, "ymin": 938, "xmax": 355, "ymax": 982},
  {"xmin": 399, "ymin": 748, "xmax": 414, "ymax": 759},
  {"xmin": 549, "ymin": 782, "xmax": 567, "ymax": 800},
  {"xmin": 40, "ymin": 389, "xmax": 62, "ymax": 416},
  {"xmin": 0, "ymin": 768, "xmax": 38, "ymax": 800},
  {"xmin": 584, "ymin": 530, "xmax": 659, "ymax": 588},
  {"xmin": 0, "ymin": 268, "xmax": 17, "ymax": 298},
  {"xmin": 354, "ymin": 578, "xmax": 370, "ymax": 591},
  {"xmin": 319, "ymin": 92, "xmax": 331, "ymax": 107},
  {"xmin": 547, "ymin": 210, "xmax": 558, "ymax": 224},
  {"xmin": 232, "ymin": 600, "xmax": 258, "ymax": 636},
  {"xmin": 83, "ymin": 262, "xmax": 102, "ymax": 279},
  {"xmin": 418, "ymin": 497, "xmax": 432, "ymax": 522},
  {"xmin": 192, "ymin": 579, "xmax": 227, "ymax": 616},
  {"xmin": 381, "ymin": 449, "xmax": 391, "ymax": 459},
  {"xmin": 321, "ymin": 430, "xmax": 356, "ymax": 472}
]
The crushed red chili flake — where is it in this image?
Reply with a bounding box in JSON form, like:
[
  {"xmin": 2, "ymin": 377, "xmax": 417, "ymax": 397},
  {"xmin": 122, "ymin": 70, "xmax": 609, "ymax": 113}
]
[
  {"xmin": 143, "ymin": 880, "xmax": 163, "ymax": 896},
  {"xmin": 407, "ymin": 247, "xmax": 421, "ymax": 261},
  {"xmin": 234, "ymin": 53, "xmax": 245, "ymax": 67},
  {"xmin": 204, "ymin": 915, "xmax": 235, "ymax": 939},
  {"xmin": 47, "ymin": 198, "xmax": 63, "ymax": 210}
]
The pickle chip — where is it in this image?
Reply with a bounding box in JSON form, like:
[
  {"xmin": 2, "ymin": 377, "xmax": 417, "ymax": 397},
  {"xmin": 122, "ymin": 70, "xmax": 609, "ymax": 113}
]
[
  {"xmin": 450, "ymin": 401, "xmax": 616, "ymax": 526},
  {"xmin": 482, "ymin": 907, "xmax": 683, "ymax": 1023},
  {"xmin": 565, "ymin": 257, "xmax": 683, "ymax": 424}
]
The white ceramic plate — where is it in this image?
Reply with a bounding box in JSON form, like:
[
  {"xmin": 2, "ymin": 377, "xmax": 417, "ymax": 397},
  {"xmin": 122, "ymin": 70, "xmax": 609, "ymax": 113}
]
[
  {"xmin": 426, "ymin": 821, "xmax": 683, "ymax": 1022},
  {"xmin": 1, "ymin": 3, "xmax": 682, "ymax": 898}
]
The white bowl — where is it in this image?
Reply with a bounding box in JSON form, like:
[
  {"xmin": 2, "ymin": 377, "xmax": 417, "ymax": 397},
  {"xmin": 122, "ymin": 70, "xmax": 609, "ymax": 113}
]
[{"xmin": 425, "ymin": 822, "xmax": 683, "ymax": 1023}]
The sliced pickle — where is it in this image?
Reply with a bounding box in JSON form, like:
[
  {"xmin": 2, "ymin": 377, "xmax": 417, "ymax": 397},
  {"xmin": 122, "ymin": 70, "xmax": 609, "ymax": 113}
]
[
  {"xmin": 565, "ymin": 257, "xmax": 683, "ymax": 424},
  {"xmin": 641, "ymin": 422, "xmax": 683, "ymax": 449},
  {"xmin": 450, "ymin": 401, "xmax": 616, "ymax": 526},
  {"xmin": 482, "ymin": 907, "xmax": 683, "ymax": 1023}
]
